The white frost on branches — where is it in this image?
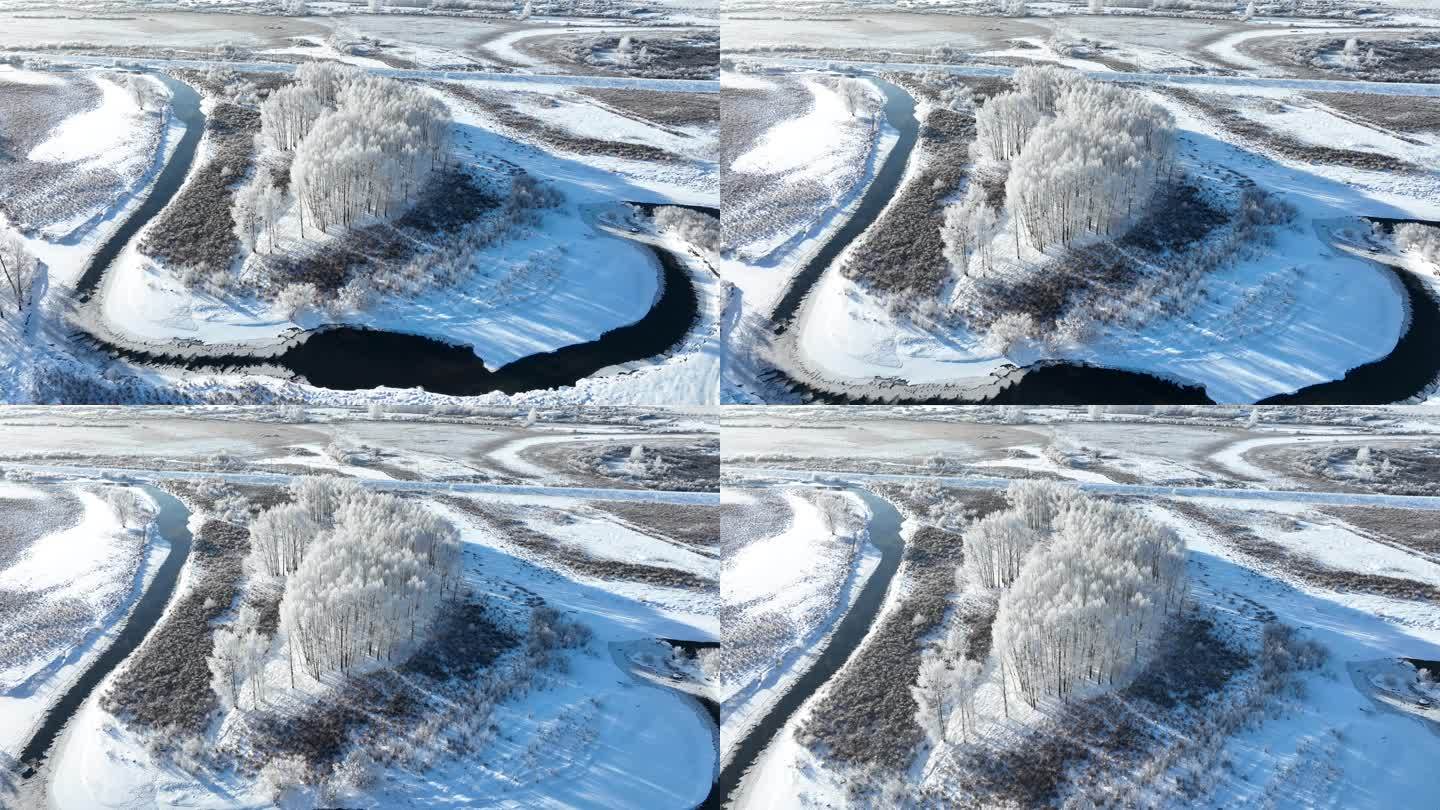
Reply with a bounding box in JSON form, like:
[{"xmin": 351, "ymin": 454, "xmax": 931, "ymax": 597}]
[
  {"xmin": 1005, "ymin": 77, "xmax": 1176, "ymax": 253},
  {"xmin": 961, "ymin": 511, "xmax": 1043, "ymax": 590},
  {"xmin": 243, "ymin": 63, "xmax": 451, "ymax": 244},
  {"xmin": 0, "ymin": 232, "xmax": 38, "ymax": 321},
  {"xmin": 945, "ymin": 66, "xmax": 1177, "ymax": 272},
  {"xmin": 1396, "ymin": 222, "xmax": 1440, "ymax": 267},
  {"xmin": 990, "ymin": 492, "xmax": 1186, "ymax": 707},
  {"xmin": 277, "ymin": 485, "xmax": 462, "ymax": 679}
]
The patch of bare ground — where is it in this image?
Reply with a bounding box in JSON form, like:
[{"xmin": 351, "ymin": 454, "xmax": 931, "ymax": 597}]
[
  {"xmin": 237, "ymin": 593, "xmax": 520, "ymax": 777},
  {"xmin": 575, "ymin": 87, "xmax": 718, "ymax": 129},
  {"xmin": 442, "ymin": 496, "xmax": 715, "ymax": 591},
  {"xmin": 138, "ymin": 101, "xmax": 259, "ymax": 275},
  {"xmin": 1274, "ymin": 32, "xmax": 1440, "ymax": 84},
  {"xmin": 794, "ymin": 488, "xmax": 1006, "ymax": 772},
  {"xmin": 1304, "ymin": 91, "xmax": 1440, "ymax": 136},
  {"xmin": 0, "ymin": 486, "xmax": 82, "ymax": 561},
  {"xmin": 540, "ymin": 30, "xmax": 719, "ymax": 80},
  {"xmin": 1171, "ymin": 501, "xmax": 1440, "ymax": 602},
  {"xmin": 525, "ymin": 437, "xmax": 719, "ymax": 493},
  {"xmin": 589, "ymin": 501, "xmax": 719, "ymax": 551},
  {"xmin": 1318, "ymin": 506, "xmax": 1440, "ymax": 558},
  {"xmin": 839, "ymin": 85, "xmax": 975, "ymax": 301},
  {"xmin": 1161, "ymin": 87, "xmax": 1419, "ymax": 173},
  {"xmin": 261, "ymin": 168, "xmax": 500, "ymax": 293},
  {"xmin": 0, "ymin": 72, "xmax": 163, "ymax": 233},
  {"xmin": 100, "ymin": 518, "xmax": 249, "ymax": 737},
  {"xmin": 720, "ymin": 489, "xmax": 792, "ymax": 558},
  {"xmin": 1286, "ymin": 441, "xmax": 1440, "ymax": 497},
  {"xmin": 443, "ymin": 82, "xmax": 679, "ymax": 162}
]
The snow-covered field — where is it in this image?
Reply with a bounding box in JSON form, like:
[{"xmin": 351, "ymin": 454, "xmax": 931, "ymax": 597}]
[
  {"xmin": 0, "ymin": 406, "xmax": 718, "ymax": 810},
  {"xmin": 0, "ymin": 483, "xmax": 157, "ymax": 759},
  {"xmin": 720, "ymin": 487, "xmax": 876, "ymax": 758},
  {"xmin": 719, "ymin": 405, "xmax": 1440, "ymax": 809}
]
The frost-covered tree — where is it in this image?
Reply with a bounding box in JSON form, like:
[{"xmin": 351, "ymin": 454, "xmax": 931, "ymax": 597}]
[
  {"xmin": 963, "ymin": 511, "xmax": 1043, "ymax": 590},
  {"xmin": 209, "ymin": 606, "xmax": 269, "ymax": 711},
  {"xmin": 1396, "ymin": 222, "xmax": 1440, "ymax": 265},
  {"xmin": 102, "ymin": 487, "xmax": 151, "ymax": 529},
  {"xmin": 370, "ymin": 0, "xmax": 385, "ymax": 11},
  {"xmin": 972, "ymin": 91, "xmax": 1041, "ymax": 166},
  {"xmin": 519, "ymin": 0, "xmax": 532, "ymax": 19},
  {"xmin": 287, "ymin": 76, "xmax": 450, "ymax": 237},
  {"xmin": 1008, "ymin": 478, "xmax": 1081, "ymax": 534},
  {"xmin": 278, "ymin": 489, "xmax": 461, "ymax": 679},
  {"xmin": 255, "ymin": 182, "xmax": 284, "ymax": 254},
  {"xmin": 1246, "ymin": 407, "xmax": 1261, "ymax": 430},
  {"xmin": 836, "ymin": 78, "xmax": 875, "ymax": 118},
  {"xmin": 249, "ymin": 503, "xmax": 323, "ymax": 578},
  {"xmin": 1004, "ymin": 77, "xmax": 1175, "ymax": 253},
  {"xmin": 232, "ymin": 179, "xmax": 264, "ymax": 252},
  {"xmin": 259, "ymin": 84, "xmax": 324, "ymax": 153},
  {"xmin": 991, "ymin": 496, "xmax": 1185, "ymax": 708},
  {"xmin": 1089, "ymin": 0, "xmax": 1104, "ymax": 12},
  {"xmin": 941, "ymin": 186, "xmax": 1000, "ymax": 276},
  {"xmin": 285, "ymin": 0, "xmax": 308, "ymax": 15},
  {"xmin": 0, "ymin": 232, "xmax": 38, "ymax": 321}
]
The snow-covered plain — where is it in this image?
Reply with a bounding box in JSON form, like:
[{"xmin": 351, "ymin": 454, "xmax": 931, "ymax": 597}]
[
  {"xmin": 0, "ymin": 485, "xmax": 159, "ymax": 759},
  {"xmin": 721, "ymin": 487, "xmax": 877, "ymax": 759}
]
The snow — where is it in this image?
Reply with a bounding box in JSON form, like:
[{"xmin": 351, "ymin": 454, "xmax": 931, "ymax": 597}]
[
  {"xmin": 1, "ymin": 461, "xmax": 720, "ymax": 505},
  {"xmin": 30, "ymin": 76, "xmax": 143, "ymax": 164},
  {"xmin": 1207, "ymin": 431, "xmax": 1375, "ymax": 481},
  {"xmin": 97, "ymin": 203, "xmax": 661, "ymax": 371},
  {"xmin": 721, "ymin": 488, "xmax": 879, "ymax": 760},
  {"xmin": 0, "ymin": 70, "xmax": 179, "ymax": 268},
  {"xmin": 735, "ymin": 465, "xmax": 1440, "ymax": 511},
  {"xmin": 27, "ymin": 414, "xmax": 719, "ymax": 809},
  {"xmin": 726, "ymin": 413, "xmax": 1440, "ymax": 808},
  {"xmin": 534, "ymin": 508, "xmax": 714, "ymax": 576},
  {"xmin": 481, "ymin": 24, "xmax": 682, "ymax": 70},
  {"xmin": 0, "ymin": 480, "xmax": 45, "ymax": 500},
  {"xmin": 722, "ymin": 72, "xmax": 898, "ymax": 316},
  {"xmin": 0, "ymin": 487, "xmax": 161, "ymax": 759},
  {"xmin": 1203, "ymin": 24, "xmax": 1377, "ymax": 72},
  {"xmin": 1155, "ymin": 500, "xmax": 1440, "ymax": 809}
]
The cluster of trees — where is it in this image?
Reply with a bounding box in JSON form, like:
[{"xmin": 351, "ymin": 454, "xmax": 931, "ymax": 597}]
[
  {"xmin": 279, "ymin": 485, "xmax": 463, "ymax": 680},
  {"xmin": 210, "ymin": 605, "xmax": 272, "ymax": 710},
  {"xmin": 209, "ymin": 477, "xmax": 463, "ymax": 708},
  {"xmin": 234, "ymin": 62, "xmax": 451, "ymax": 251},
  {"xmin": 943, "ymin": 66, "xmax": 1176, "ymax": 270},
  {"xmin": 0, "ymin": 233, "xmax": 38, "ymax": 321},
  {"xmin": 990, "ymin": 484, "xmax": 1186, "ymax": 708},
  {"xmin": 913, "ymin": 481, "xmax": 1186, "ymax": 748}
]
